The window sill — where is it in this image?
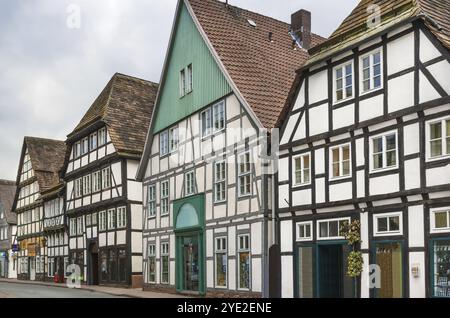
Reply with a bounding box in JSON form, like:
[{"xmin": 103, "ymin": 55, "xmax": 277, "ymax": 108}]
[
  {"xmin": 332, "ymin": 96, "xmax": 354, "ymax": 107},
  {"xmin": 360, "ymin": 86, "xmax": 383, "ymax": 97},
  {"xmin": 373, "ymin": 232, "xmax": 403, "ymax": 237},
  {"xmin": 292, "ymin": 182, "xmax": 312, "ymax": 189},
  {"xmin": 369, "ymin": 166, "xmax": 398, "ymax": 175},
  {"xmin": 329, "ymin": 175, "xmax": 352, "ymax": 182},
  {"xmin": 426, "ymin": 154, "xmax": 450, "ymax": 163}
]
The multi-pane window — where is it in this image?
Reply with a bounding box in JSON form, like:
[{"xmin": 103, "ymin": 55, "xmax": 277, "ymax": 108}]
[
  {"xmin": 371, "ymin": 132, "xmax": 397, "ymax": 171},
  {"xmin": 431, "ymin": 209, "xmax": 450, "ymax": 233},
  {"xmin": 92, "ymin": 212, "xmax": 98, "ymax": 226},
  {"xmin": 108, "ymin": 209, "xmax": 116, "ymax": 230},
  {"xmin": 335, "ymin": 62, "xmax": 353, "ymax": 102},
  {"xmin": 428, "ymin": 118, "xmax": 450, "ymax": 159},
  {"xmin": 297, "ymin": 222, "xmax": 313, "ymax": 241},
  {"xmin": 215, "ymin": 237, "xmax": 227, "ymax": 287},
  {"xmin": 161, "ymin": 181, "xmax": 169, "ymax": 215},
  {"xmin": 81, "ymin": 137, "xmax": 89, "ymax": 155},
  {"xmin": 93, "ymin": 171, "xmax": 101, "ymax": 192},
  {"xmin": 318, "ymin": 218, "xmax": 350, "ymax": 240},
  {"xmin": 213, "ymin": 101, "xmax": 225, "ymax": 132},
  {"xmin": 102, "ymin": 167, "xmax": 111, "ymax": 189},
  {"xmin": 98, "ymin": 128, "xmax": 107, "ymax": 146},
  {"xmin": 169, "ymin": 127, "xmax": 179, "ymax": 153},
  {"xmin": 99, "ymin": 211, "xmax": 107, "ymax": 231},
  {"xmin": 214, "ymin": 161, "xmax": 226, "ymax": 202},
  {"xmin": 20, "ymin": 151, "xmax": 34, "ymax": 182},
  {"xmin": 331, "ymin": 144, "xmax": 351, "ymax": 179},
  {"xmin": 238, "ymin": 152, "xmax": 252, "ymax": 197},
  {"xmin": 361, "ymin": 51, "xmax": 382, "ymax": 92},
  {"xmin": 83, "ymin": 175, "xmax": 91, "ymax": 195},
  {"xmin": 160, "ymin": 130, "xmax": 169, "ymax": 156},
  {"xmin": 293, "ymin": 154, "xmax": 311, "ymax": 185},
  {"xmin": 185, "ymin": 171, "xmax": 196, "ymax": 196},
  {"xmin": 74, "ymin": 142, "xmax": 81, "ymax": 159},
  {"xmin": 161, "ymin": 242, "xmax": 170, "ymax": 284},
  {"xmin": 74, "ymin": 178, "xmax": 83, "ymax": 198},
  {"xmin": 69, "ymin": 218, "xmax": 77, "ymax": 236},
  {"xmin": 77, "ymin": 216, "xmax": 84, "ymax": 235},
  {"xmin": 117, "ymin": 207, "xmax": 127, "ymax": 229},
  {"xmin": 374, "ymin": 213, "xmax": 402, "ymax": 236},
  {"xmin": 86, "ymin": 214, "xmax": 92, "ymax": 227},
  {"xmin": 238, "ymin": 234, "xmax": 250, "ymax": 290},
  {"xmin": 90, "ymin": 132, "xmax": 97, "ymax": 150},
  {"xmin": 147, "ymin": 244, "xmax": 156, "ymax": 283},
  {"xmin": 147, "ymin": 185, "xmax": 156, "ymax": 218},
  {"xmin": 201, "ymin": 108, "xmax": 213, "ymax": 137}
]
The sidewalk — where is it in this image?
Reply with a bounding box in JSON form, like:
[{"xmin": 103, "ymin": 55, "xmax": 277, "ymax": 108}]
[{"xmin": 0, "ymin": 278, "xmax": 186, "ymax": 298}]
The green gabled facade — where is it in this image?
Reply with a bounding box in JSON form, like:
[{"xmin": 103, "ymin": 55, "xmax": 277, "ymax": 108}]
[{"xmin": 152, "ymin": 2, "xmax": 232, "ymax": 134}]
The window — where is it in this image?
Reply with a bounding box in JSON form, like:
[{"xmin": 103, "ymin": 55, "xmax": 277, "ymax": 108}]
[
  {"xmin": 99, "ymin": 211, "xmax": 107, "ymax": 231},
  {"xmin": 317, "ymin": 218, "xmax": 350, "ymax": 240},
  {"xmin": 180, "ymin": 68, "xmax": 186, "ymax": 97},
  {"xmin": 331, "ymin": 144, "xmax": 351, "ymax": 179},
  {"xmin": 77, "ymin": 216, "xmax": 84, "ymax": 235},
  {"xmin": 186, "ymin": 64, "xmax": 193, "ymax": 94},
  {"xmin": 48, "ymin": 258, "xmax": 55, "ymax": 277},
  {"xmin": 98, "ymin": 128, "xmax": 107, "ymax": 146},
  {"xmin": 238, "ymin": 234, "xmax": 250, "ymax": 290},
  {"xmin": 160, "ymin": 130, "xmax": 169, "ymax": 156},
  {"xmin": 74, "ymin": 178, "xmax": 83, "ymax": 198},
  {"xmin": 92, "ymin": 212, "xmax": 98, "ymax": 226},
  {"xmin": 108, "ymin": 249, "xmax": 117, "ymax": 282},
  {"xmin": 83, "ymin": 175, "xmax": 91, "ymax": 195},
  {"xmin": 215, "ymin": 237, "xmax": 227, "ymax": 287},
  {"xmin": 335, "ymin": 62, "xmax": 353, "ymax": 102},
  {"xmin": 69, "ymin": 218, "xmax": 77, "ymax": 236},
  {"xmin": 431, "ymin": 239, "xmax": 450, "ymax": 298},
  {"xmin": 361, "ymin": 50, "xmax": 382, "ymax": 93},
  {"xmin": 74, "ymin": 142, "xmax": 81, "ymax": 158},
  {"xmin": 147, "ymin": 244, "xmax": 156, "ymax": 283},
  {"xmin": 371, "ymin": 132, "xmax": 398, "ymax": 171},
  {"xmin": 147, "ymin": 185, "xmax": 156, "ymax": 218},
  {"xmin": 238, "ymin": 152, "xmax": 252, "ymax": 197},
  {"xmin": 108, "ymin": 209, "xmax": 116, "ymax": 230},
  {"xmin": 117, "ymin": 207, "xmax": 127, "ymax": 229},
  {"xmin": 431, "ymin": 208, "xmax": 450, "ymax": 233},
  {"xmin": 293, "ymin": 154, "xmax": 311, "ymax": 186},
  {"xmin": 81, "ymin": 137, "xmax": 89, "ymax": 155},
  {"xmin": 102, "ymin": 167, "xmax": 111, "ymax": 189},
  {"xmin": 180, "ymin": 64, "xmax": 193, "ymax": 97},
  {"xmin": 214, "ymin": 161, "xmax": 226, "ymax": 202},
  {"xmin": 427, "ymin": 118, "xmax": 450, "ymax": 159},
  {"xmin": 100, "ymin": 249, "xmax": 108, "ymax": 281},
  {"xmin": 93, "ymin": 171, "xmax": 101, "ymax": 192},
  {"xmin": 213, "ymin": 101, "xmax": 225, "ymax": 132},
  {"xmin": 201, "ymin": 108, "xmax": 212, "ymax": 137},
  {"xmin": 297, "ymin": 222, "xmax": 313, "ymax": 241},
  {"xmin": 374, "ymin": 212, "xmax": 402, "ymax": 236},
  {"xmin": 118, "ymin": 248, "xmax": 127, "ymax": 283},
  {"xmin": 90, "ymin": 132, "xmax": 97, "ymax": 150},
  {"xmin": 161, "ymin": 181, "xmax": 169, "ymax": 215},
  {"xmin": 161, "ymin": 242, "xmax": 169, "ymax": 284},
  {"xmin": 185, "ymin": 171, "xmax": 196, "ymax": 196},
  {"xmin": 169, "ymin": 127, "xmax": 179, "ymax": 153}
]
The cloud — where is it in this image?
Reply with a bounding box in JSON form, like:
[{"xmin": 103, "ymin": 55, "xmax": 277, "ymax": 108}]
[{"xmin": 0, "ymin": 0, "xmax": 358, "ymax": 180}]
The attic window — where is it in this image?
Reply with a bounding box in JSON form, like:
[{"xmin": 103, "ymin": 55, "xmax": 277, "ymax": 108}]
[{"xmin": 247, "ymin": 19, "xmax": 257, "ymax": 27}]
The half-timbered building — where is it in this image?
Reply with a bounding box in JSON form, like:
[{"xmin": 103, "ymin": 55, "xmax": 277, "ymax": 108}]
[
  {"xmin": 136, "ymin": 0, "xmax": 324, "ymax": 297},
  {"xmin": 63, "ymin": 73, "xmax": 158, "ymax": 288},
  {"xmin": 277, "ymin": 0, "xmax": 450, "ymax": 298},
  {"xmin": 0, "ymin": 180, "xmax": 17, "ymax": 278},
  {"xmin": 12, "ymin": 137, "xmax": 66, "ymax": 281}
]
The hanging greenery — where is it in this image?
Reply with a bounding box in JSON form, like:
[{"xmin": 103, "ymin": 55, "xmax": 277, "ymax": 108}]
[{"xmin": 340, "ymin": 219, "xmax": 364, "ymax": 295}]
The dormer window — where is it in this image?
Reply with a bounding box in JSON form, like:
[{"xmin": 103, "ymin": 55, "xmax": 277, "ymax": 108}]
[
  {"xmin": 334, "ymin": 62, "xmax": 354, "ymax": 103},
  {"xmin": 90, "ymin": 132, "xmax": 97, "ymax": 150},
  {"xmin": 81, "ymin": 137, "xmax": 89, "ymax": 155},
  {"xmin": 98, "ymin": 128, "xmax": 106, "ymax": 147},
  {"xmin": 74, "ymin": 142, "xmax": 81, "ymax": 158}
]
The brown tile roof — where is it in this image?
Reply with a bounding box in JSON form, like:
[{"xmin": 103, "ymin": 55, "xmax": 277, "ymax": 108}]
[
  {"xmin": 24, "ymin": 137, "xmax": 67, "ymax": 193},
  {"xmin": 68, "ymin": 73, "xmax": 159, "ymax": 157},
  {"xmin": 0, "ymin": 180, "xmax": 16, "ymax": 224},
  {"xmin": 187, "ymin": 0, "xmax": 326, "ymax": 129},
  {"xmin": 307, "ymin": 0, "xmax": 450, "ymax": 65}
]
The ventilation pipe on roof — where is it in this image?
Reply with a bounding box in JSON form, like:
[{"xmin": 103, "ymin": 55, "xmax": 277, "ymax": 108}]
[{"xmin": 291, "ymin": 9, "xmax": 311, "ymax": 50}]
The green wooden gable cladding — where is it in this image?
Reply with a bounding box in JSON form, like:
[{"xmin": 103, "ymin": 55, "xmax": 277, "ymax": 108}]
[{"xmin": 152, "ymin": 2, "xmax": 232, "ymax": 134}]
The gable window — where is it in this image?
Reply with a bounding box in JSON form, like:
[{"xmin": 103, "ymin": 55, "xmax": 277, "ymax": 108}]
[
  {"xmin": 160, "ymin": 130, "xmax": 169, "ymax": 156},
  {"xmin": 331, "ymin": 144, "xmax": 351, "ymax": 179},
  {"xmin": 83, "ymin": 175, "xmax": 91, "ymax": 195},
  {"xmin": 293, "ymin": 154, "xmax": 311, "ymax": 186},
  {"xmin": 431, "ymin": 208, "xmax": 450, "ymax": 233},
  {"xmin": 161, "ymin": 242, "xmax": 170, "ymax": 284},
  {"xmin": 108, "ymin": 208, "xmax": 116, "ymax": 230},
  {"xmin": 201, "ymin": 108, "xmax": 213, "ymax": 137},
  {"xmin": 238, "ymin": 234, "xmax": 250, "ymax": 290},
  {"xmin": 147, "ymin": 244, "xmax": 156, "ymax": 283},
  {"xmin": 187, "ymin": 64, "xmax": 193, "ymax": 94},
  {"xmin": 169, "ymin": 127, "xmax": 179, "ymax": 153},
  {"xmin": 213, "ymin": 101, "xmax": 225, "ymax": 132},
  {"xmin": 427, "ymin": 117, "xmax": 450, "ymax": 159},
  {"xmin": 361, "ymin": 50, "xmax": 382, "ymax": 93},
  {"xmin": 374, "ymin": 212, "xmax": 402, "ymax": 236},
  {"xmin": 117, "ymin": 207, "xmax": 127, "ymax": 229},
  {"xmin": 371, "ymin": 131, "xmax": 398, "ymax": 171},
  {"xmin": 180, "ymin": 68, "xmax": 186, "ymax": 97},
  {"xmin": 99, "ymin": 211, "xmax": 107, "ymax": 231},
  {"xmin": 102, "ymin": 167, "xmax": 111, "ymax": 189},
  {"xmin": 335, "ymin": 62, "xmax": 353, "ymax": 102},
  {"xmin": 185, "ymin": 171, "xmax": 196, "ymax": 197},
  {"xmin": 93, "ymin": 171, "xmax": 101, "ymax": 192},
  {"xmin": 238, "ymin": 152, "xmax": 252, "ymax": 197},
  {"xmin": 214, "ymin": 161, "xmax": 226, "ymax": 202},
  {"xmin": 317, "ymin": 218, "xmax": 350, "ymax": 240},
  {"xmin": 90, "ymin": 132, "xmax": 97, "ymax": 150},
  {"xmin": 297, "ymin": 221, "xmax": 313, "ymax": 241},
  {"xmin": 147, "ymin": 185, "xmax": 156, "ymax": 218},
  {"xmin": 98, "ymin": 128, "xmax": 107, "ymax": 147},
  {"xmin": 161, "ymin": 181, "xmax": 169, "ymax": 215},
  {"xmin": 215, "ymin": 237, "xmax": 227, "ymax": 287}
]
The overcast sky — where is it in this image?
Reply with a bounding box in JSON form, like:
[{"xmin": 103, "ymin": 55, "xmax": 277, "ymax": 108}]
[{"xmin": 0, "ymin": 0, "xmax": 359, "ymax": 181}]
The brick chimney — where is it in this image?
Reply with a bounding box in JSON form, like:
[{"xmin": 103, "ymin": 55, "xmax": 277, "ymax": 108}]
[{"xmin": 291, "ymin": 9, "xmax": 311, "ymax": 50}]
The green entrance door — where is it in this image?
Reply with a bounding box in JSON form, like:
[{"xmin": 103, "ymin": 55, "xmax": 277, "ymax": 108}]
[{"xmin": 183, "ymin": 236, "xmax": 199, "ymax": 291}]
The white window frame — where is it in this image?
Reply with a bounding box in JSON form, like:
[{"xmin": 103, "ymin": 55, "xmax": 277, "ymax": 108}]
[
  {"xmin": 81, "ymin": 137, "xmax": 89, "ymax": 155},
  {"xmin": 169, "ymin": 126, "xmax": 179, "ymax": 153},
  {"xmin": 237, "ymin": 234, "xmax": 251, "ymax": 291},
  {"xmin": 102, "ymin": 167, "xmax": 111, "ymax": 189},
  {"xmin": 430, "ymin": 208, "xmax": 450, "ymax": 234},
  {"xmin": 292, "ymin": 153, "xmax": 311, "ymax": 187},
  {"xmin": 333, "ymin": 61, "xmax": 354, "ymax": 104},
  {"xmin": 360, "ymin": 49, "xmax": 383, "ymax": 94},
  {"xmin": 317, "ymin": 217, "xmax": 351, "ymax": 241},
  {"xmin": 83, "ymin": 175, "xmax": 91, "ymax": 195},
  {"xmin": 108, "ymin": 208, "xmax": 116, "ymax": 230},
  {"xmin": 74, "ymin": 142, "xmax": 81, "ymax": 159},
  {"xmin": 147, "ymin": 185, "xmax": 156, "ymax": 218},
  {"xmin": 98, "ymin": 128, "xmax": 107, "ymax": 147},
  {"xmin": 117, "ymin": 207, "xmax": 127, "ymax": 229},
  {"xmin": 77, "ymin": 216, "xmax": 84, "ymax": 235},
  {"xmin": 426, "ymin": 116, "xmax": 450, "ymax": 161},
  {"xmin": 180, "ymin": 68, "xmax": 186, "ymax": 97},
  {"xmin": 186, "ymin": 64, "xmax": 193, "ymax": 94},
  {"xmin": 373, "ymin": 212, "xmax": 403, "ymax": 237},
  {"xmin": 238, "ymin": 152, "xmax": 252, "ymax": 197},
  {"xmin": 90, "ymin": 132, "xmax": 97, "ymax": 150},
  {"xmin": 370, "ymin": 130, "xmax": 398, "ymax": 173},
  {"xmin": 92, "ymin": 171, "xmax": 101, "ymax": 193},
  {"xmin": 69, "ymin": 218, "xmax": 77, "ymax": 236},
  {"xmin": 215, "ymin": 237, "xmax": 228, "ymax": 288},
  {"xmin": 160, "ymin": 242, "xmax": 170, "ymax": 284},
  {"xmin": 212, "ymin": 101, "xmax": 226, "ymax": 133},
  {"xmin": 296, "ymin": 221, "xmax": 313, "ymax": 242},
  {"xmin": 214, "ymin": 161, "xmax": 227, "ymax": 202},
  {"xmin": 201, "ymin": 108, "xmax": 213, "ymax": 138},
  {"xmin": 330, "ymin": 143, "xmax": 352, "ymax": 180},
  {"xmin": 74, "ymin": 178, "xmax": 83, "ymax": 198},
  {"xmin": 161, "ymin": 181, "xmax": 169, "ymax": 215},
  {"xmin": 147, "ymin": 244, "xmax": 156, "ymax": 283},
  {"xmin": 99, "ymin": 211, "xmax": 107, "ymax": 231},
  {"xmin": 160, "ymin": 130, "xmax": 169, "ymax": 156},
  {"xmin": 184, "ymin": 171, "xmax": 196, "ymax": 197}
]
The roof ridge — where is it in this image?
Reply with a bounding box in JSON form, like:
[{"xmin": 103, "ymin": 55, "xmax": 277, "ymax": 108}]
[
  {"xmin": 114, "ymin": 72, "xmax": 159, "ymax": 87},
  {"xmin": 0, "ymin": 180, "xmax": 15, "ymax": 185},
  {"xmin": 25, "ymin": 136, "xmax": 65, "ymax": 143}
]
